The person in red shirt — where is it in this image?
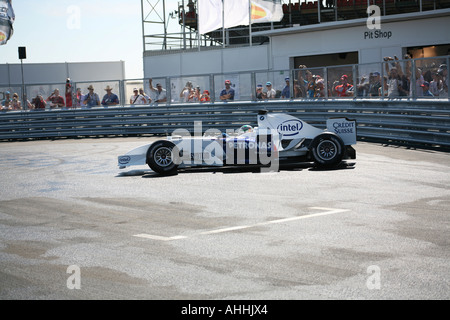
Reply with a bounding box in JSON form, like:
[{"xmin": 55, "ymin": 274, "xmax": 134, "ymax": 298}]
[
  {"xmin": 47, "ymin": 89, "xmax": 65, "ymax": 108},
  {"xmin": 65, "ymin": 78, "xmax": 73, "ymax": 108},
  {"xmin": 334, "ymin": 75, "xmax": 354, "ymax": 97}
]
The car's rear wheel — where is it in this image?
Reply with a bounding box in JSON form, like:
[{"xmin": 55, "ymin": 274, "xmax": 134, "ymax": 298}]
[
  {"xmin": 146, "ymin": 140, "xmax": 178, "ymax": 175},
  {"xmin": 310, "ymin": 133, "xmax": 344, "ymax": 167}
]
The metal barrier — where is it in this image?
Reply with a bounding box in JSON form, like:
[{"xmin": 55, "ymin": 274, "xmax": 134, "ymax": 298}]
[{"xmin": 1, "ymin": 99, "xmax": 449, "ymax": 150}]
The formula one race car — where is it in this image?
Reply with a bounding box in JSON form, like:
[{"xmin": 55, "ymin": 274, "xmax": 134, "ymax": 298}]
[{"xmin": 118, "ymin": 110, "xmax": 356, "ymax": 175}]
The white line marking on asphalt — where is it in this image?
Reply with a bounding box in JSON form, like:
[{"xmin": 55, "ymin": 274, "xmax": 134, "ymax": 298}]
[
  {"xmin": 133, "ymin": 234, "xmax": 187, "ymax": 241},
  {"xmin": 133, "ymin": 207, "xmax": 349, "ymax": 241}
]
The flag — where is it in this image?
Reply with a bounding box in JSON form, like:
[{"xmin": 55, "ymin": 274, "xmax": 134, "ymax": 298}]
[
  {"xmin": 0, "ymin": 0, "xmax": 15, "ymax": 45},
  {"xmin": 251, "ymin": 0, "xmax": 283, "ymax": 24},
  {"xmin": 198, "ymin": 0, "xmax": 283, "ymax": 35}
]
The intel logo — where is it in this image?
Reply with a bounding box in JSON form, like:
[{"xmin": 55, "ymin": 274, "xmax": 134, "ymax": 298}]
[
  {"xmin": 119, "ymin": 156, "xmax": 131, "ymax": 164},
  {"xmin": 277, "ymin": 120, "xmax": 303, "ymax": 136}
]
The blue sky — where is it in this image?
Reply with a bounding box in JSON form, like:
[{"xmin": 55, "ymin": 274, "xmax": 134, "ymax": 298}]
[
  {"xmin": 0, "ymin": 0, "xmax": 178, "ymax": 79},
  {"xmin": 1, "ymin": 1, "xmax": 301, "ymax": 79}
]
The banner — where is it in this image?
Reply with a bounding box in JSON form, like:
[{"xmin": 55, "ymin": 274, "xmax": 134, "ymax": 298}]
[
  {"xmin": 0, "ymin": 0, "xmax": 14, "ymax": 45},
  {"xmin": 198, "ymin": 0, "xmax": 283, "ymax": 35}
]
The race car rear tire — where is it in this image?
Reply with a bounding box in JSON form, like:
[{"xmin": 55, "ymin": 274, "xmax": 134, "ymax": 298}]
[
  {"xmin": 310, "ymin": 133, "xmax": 344, "ymax": 168},
  {"xmin": 146, "ymin": 140, "xmax": 178, "ymax": 175}
]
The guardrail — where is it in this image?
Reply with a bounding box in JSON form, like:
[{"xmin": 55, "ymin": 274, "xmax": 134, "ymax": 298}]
[{"xmin": 1, "ymin": 99, "xmax": 449, "ymax": 150}]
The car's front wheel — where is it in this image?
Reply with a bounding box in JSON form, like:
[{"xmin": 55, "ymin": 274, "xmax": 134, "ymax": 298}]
[
  {"xmin": 146, "ymin": 140, "xmax": 178, "ymax": 175},
  {"xmin": 310, "ymin": 133, "xmax": 344, "ymax": 167}
]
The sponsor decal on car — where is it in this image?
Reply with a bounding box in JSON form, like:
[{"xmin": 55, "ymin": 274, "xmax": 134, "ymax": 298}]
[
  {"xmin": 118, "ymin": 156, "xmax": 131, "ymax": 165},
  {"xmin": 277, "ymin": 119, "xmax": 303, "ymax": 137}
]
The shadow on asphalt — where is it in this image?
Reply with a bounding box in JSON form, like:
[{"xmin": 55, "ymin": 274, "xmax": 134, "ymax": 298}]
[{"xmin": 116, "ymin": 161, "xmax": 356, "ymax": 178}]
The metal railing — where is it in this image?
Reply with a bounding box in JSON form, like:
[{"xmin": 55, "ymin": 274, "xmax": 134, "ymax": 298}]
[
  {"xmin": 1, "ymin": 99, "xmax": 449, "ymax": 151},
  {"xmin": 1, "ymin": 55, "xmax": 449, "ymax": 149}
]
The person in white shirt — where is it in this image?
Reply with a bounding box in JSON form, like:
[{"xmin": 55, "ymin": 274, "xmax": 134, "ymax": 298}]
[
  {"xmin": 149, "ymin": 79, "xmax": 167, "ymax": 103},
  {"xmin": 130, "ymin": 88, "xmax": 147, "ymax": 105}
]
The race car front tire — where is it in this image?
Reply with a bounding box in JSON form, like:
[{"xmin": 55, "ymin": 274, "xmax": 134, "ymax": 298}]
[
  {"xmin": 310, "ymin": 133, "xmax": 344, "ymax": 167},
  {"xmin": 146, "ymin": 140, "xmax": 178, "ymax": 175}
]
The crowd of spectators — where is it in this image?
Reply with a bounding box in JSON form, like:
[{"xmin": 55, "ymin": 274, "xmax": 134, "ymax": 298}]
[{"xmin": 1, "ymin": 57, "xmax": 448, "ymax": 112}]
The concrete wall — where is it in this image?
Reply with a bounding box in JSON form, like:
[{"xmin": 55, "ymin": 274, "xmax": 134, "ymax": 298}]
[
  {"xmin": 269, "ymin": 14, "xmax": 450, "ymax": 70},
  {"xmin": 143, "ymin": 10, "xmax": 450, "ymax": 78},
  {"xmin": 144, "ymin": 45, "xmax": 270, "ymax": 78},
  {"xmin": 0, "ymin": 61, "xmax": 125, "ymax": 86}
]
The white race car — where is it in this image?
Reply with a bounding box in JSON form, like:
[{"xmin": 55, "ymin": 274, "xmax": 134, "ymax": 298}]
[{"xmin": 118, "ymin": 110, "xmax": 356, "ymax": 175}]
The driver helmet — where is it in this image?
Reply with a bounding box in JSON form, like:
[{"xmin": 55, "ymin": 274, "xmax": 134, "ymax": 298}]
[{"xmin": 239, "ymin": 125, "xmax": 253, "ymax": 134}]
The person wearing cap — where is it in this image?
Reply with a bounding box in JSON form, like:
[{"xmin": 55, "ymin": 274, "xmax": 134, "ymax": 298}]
[
  {"xmin": 200, "ymin": 90, "xmax": 211, "ymax": 103},
  {"xmin": 255, "ymin": 84, "xmax": 265, "ymax": 100},
  {"xmin": 368, "ymin": 72, "xmax": 382, "ymax": 97},
  {"xmin": 1, "ymin": 91, "xmax": 12, "ymax": 110},
  {"xmin": 334, "ymin": 75, "xmax": 354, "ymax": 97},
  {"xmin": 83, "ymin": 85, "xmax": 100, "ymax": 108},
  {"xmin": 47, "ymin": 89, "xmax": 65, "ymax": 108},
  {"xmin": 265, "ymin": 81, "xmax": 276, "ymax": 99},
  {"xmin": 149, "ymin": 78, "xmax": 167, "ymax": 103},
  {"xmin": 220, "ymin": 80, "xmax": 235, "ymax": 101},
  {"xmin": 420, "ymin": 81, "xmax": 434, "ymax": 97},
  {"xmin": 130, "ymin": 88, "xmax": 147, "ymax": 105},
  {"xmin": 281, "ymin": 77, "xmax": 291, "ymax": 99},
  {"xmin": 101, "ymin": 85, "xmax": 120, "ymax": 107},
  {"xmin": 180, "ymin": 81, "xmax": 193, "ymax": 103}
]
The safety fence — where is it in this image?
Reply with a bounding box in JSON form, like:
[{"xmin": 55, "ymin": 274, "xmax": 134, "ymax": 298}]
[
  {"xmin": 1, "ymin": 55, "xmax": 449, "ymax": 108},
  {"xmin": 1, "ymin": 99, "xmax": 449, "ymax": 150}
]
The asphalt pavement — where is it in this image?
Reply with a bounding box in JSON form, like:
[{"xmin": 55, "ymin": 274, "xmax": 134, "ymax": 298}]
[{"xmin": 0, "ymin": 137, "xmax": 449, "ymax": 302}]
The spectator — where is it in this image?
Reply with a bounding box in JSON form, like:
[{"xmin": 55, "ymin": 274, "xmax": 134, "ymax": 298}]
[
  {"xmin": 139, "ymin": 88, "xmax": 151, "ymax": 104},
  {"xmin": 200, "ymin": 90, "xmax": 211, "ymax": 103},
  {"xmin": 65, "ymin": 78, "xmax": 73, "ymax": 108},
  {"xmin": 255, "ymin": 84, "xmax": 265, "ymax": 100},
  {"xmin": 1, "ymin": 91, "xmax": 12, "ymax": 110},
  {"xmin": 414, "ymin": 67, "xmax": 425, "ymax": 97},
  {"xmin": 101, "ymin": 85, "xmax": 120, "ymax": 107},
  {"xmin": 31, "ymin": 94, "xmax": 47, "ymax": 110},
  {"xmin": 10, "ymin": 93, "xmax": 22, "ymax": 110},
  {"xmin": 83, "ymin": 85, "xmax": 100, "ymax": 108},
  {"xmin": 368, "ymin": 72, "xmax": 382, "ymax": 97},
  {"xmin": 149, "ymin": 79, "xmax": 167, "ymax": 103},
  {"xmin": 356, "ymin": 76, "xmax": 370, "ymax": 97},
  {"xmin": 334, "ymin": 75, "xmax": 354, "ymax": 97},
  {"xmin": 315, "ymin": 79, "xmax": 326, "ymax": 98},
  {"xmin": 429, "ymin": 72, "xmax": 442, "ymax": 96},
  {"xmin": 74, "ymin": 88, "xmax": 83, "ymax": 108},
  {"xmin": 265, "ymin": 81, "xmax": 276, "ymax": 99},
  {"xmin": 305, "ymin": 72, "xmax": 316, "ymax": 98},
  {"xmin": 47, "ymin": 89, "xmax": 65, "ymax": 108},
  {"xmin": 189, "ymin": 86, "xmax": 201, "ymax": 102},
  {"xmin": 297, "ymin": 65, "xmax": 313, "ymax": 98},
  {"xmin": 420, "ymin": 81, "xmax": 434, "ymax": 97},
  {"xmin": 130, "ymin": 88, "xmax": 147, "ymax": 105},
  {"xmin": 437, "ymin": 64, "xmax": 448, "ymax": 95},
  {"xmin": 384, "ymin": 57, "xmax": 408, "ymax": 97},
  {"xmin": 281, "ymin": 77, "xmax": 290, "ymax": 99},
  {"xmin": 293, "ymin": 79, "xmax": 306, "ymax": 98},
  {"xmin": 219, "ymin": 80, "xmax": 235, "ymax": 101},
  {"xmin": 180, "ymin": 81, "xmax": 193, "ymax": 102}
]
